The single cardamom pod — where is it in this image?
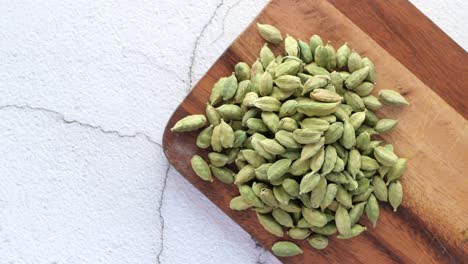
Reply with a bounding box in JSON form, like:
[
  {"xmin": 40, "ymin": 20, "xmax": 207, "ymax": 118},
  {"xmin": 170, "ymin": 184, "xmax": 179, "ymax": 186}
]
[
  {"xmin": 310, "ymin": 176, "xmax": 328, "ymax": 208},
  {"xmin": 279, "ymin": 100, "xmax": 298, "ymax": 118},
  {"xmin": 259, "ymin": 188, "xmax": 279, "ymax": 207},
  {"xmin": 344, "ymin": 91, "xmax": 365, "ymax": 112},
  {"xmin": 365, "ymin": 110, "xmax": 380, "ymax": 127},
  {"xmin": 388, "ymin": 181, "xmax": 403, "ymax": 212},
  {"xmin": 349, "ymin": 111, "xmax": 366, "ymax": 130},
  {"xmin": 303, "ymin": 63, "xmax": 330, "ymax": 76},
  {"xmin": 171, "ymin": 114, "xmax": 207, "ymax": 132},
  {"xmin": 374, "ymin": 146, "xmax": 398, "ymax": 166},
  {"xmin": 221, "ymin": 73, "xmax": 238, "ymax": 100},
  {"xmin": 216, "ymin": 104, "xmax": 242, "ymax": 121},
  {"xmin": 347, "ymin": 50, "xmax": 364, "ymax": 72},
  {"xmin": 256, "ymin": 23, "xmax": 283, "ymax": 44},
  {"xmin": 324, "ymin": 122, "xmax": 344, "ymax": 144},
  {"xmin": 208, "ymin": 77, "xmax": 226, "ymax": 106},
  {"xmin": 282, "ymin": 178, "xmax": 300, "ymax": 197},
  {"xmin": 301, "ymin": 118, "xmax": 330, "ymax": 131},
  {"xmin": 196, "ymin": 125, "xmax": 213, "ymax": 149},
  {"xmin": 302, "ymin": 207, "xmax": 328, "ymax": 227},
  {"xmin": 267, "ymin": 158, "xmax": 292, "ymax": 181},
  {"xmin": 190, "ymin": 155, "xmax": 213, "ymax": 182},
  {"xmin": 260, "ymin": 139, "xmax": 286, "ymax": 155},
  {"xmin": 252, "ymin": 182, "xmax": 269, "ymax": 197},
  {"xmin": 361, "ymin": 156, "xmax": 380, "ymax": 171},
  {"xmin": 335, "ymin": 205, "xmax": 352, "ymax": 235},
  {"xmin": 219, "ymin": 119, "xmax": 235, "ymax": 148},
  {"xmin": 255, "ymin": 163, "xmax": 272, "ymax": 181},
  {"xmin": 289, "ymin": 157, "xmax": 311, "ymax": 176},
  {"xmin": 261, "ymin": 111, "xmax": 280, "ymax": 133},
  {"xmin": 233, "ymin": 80, "xmax": 251, "ymax": 104},
  {"xmin": 340, "ymin": 121, "xmax": 356, "ymax": 149},
  {"xmin": 309, "ymin": 34, "xmax": 323, "ymax": 57},
  {"xmin": 232, "ymin": 130, "xmax": 247, "ymax": 148},
  {"xmin": 275, "ymin": 130, "xmax": 302, "ymax": 149},
  {"xmin": 362, "ymin": 57, "xmax": 376, "ymax": 83},
  {"xmin": 378, "ymin": 89, "xmax": 410, "ymax": 106},
  {"xmin": 345, "ymin": 66, "xmax": 369, "ymax": 90},
  {"xmin": 362, "ymin": 95, "xmax": 382, "ymax": 111},
  {"xmin": 320, "ymin": 183, "xmax": 338, "ymax": 211},
  {"xmin": 280, "ymin": 149, "xmax": 301, "ymax": 160},
  {"xmin": 301, "ymin": 137, "xmax": 325, "ymax": 160},
  {"xmin": 210, "ymin": 165, "xmax": 234, "ymax": 184},
  {"xmin": 278, "ymin": 117, "xmax": 298, "ymax": 131},
  {"xmin": 284, "ymin": 34, "xmax": 299, "ymax": 57},
  {"xmin": 288, "ymin": 228, "xmax": 311, "ymax": 240},
  {"xmin": 260, "ymin": 43, "xmax": 275, "ymax": 68},
  {"xmin": 353, "ymin": 81, "xmax": 374, "ymax": 97},
  {"xmin": 252, "ymin": 96, "xmax": 281, "ymax": 112},
  {"xmin": 336, "ymin": 43, "xmax": 350, "ymax": 69},
  {"xmin": 372, "ymin": 176, "xmax": 388, "ymax": 202},
  {"xmin": 271, "ymin": 241, "xmax": 303, "ymax": 257},
  {"xmin": 208, "ymin": 152, "xmax": 228, "ymax": 167},
  {"xmin": 229, "ymin": 196, "xmax": 251, "ymax": 211},
  {"xmin": 293, "ymin": 128, "xmax": 323, "ymax": 144},
  {"xmin": 374, "ymin": 118, "xmax": 398, "ymax": 133},
  {"xmin": 299, "ymin": 171, "xmax": 320, "ymax": 194},
  {"xmin": 365, "ymin": 194, "xmax": 380, "ymax": 227},
  {"xmin": 349, "ymin": 201, "xmax": 367, "ymax": 225},
  {"xmin": 246, "ymin": 118, "xmax": 268, "ymax": 132},
  {"xmin": 310, "ymin": 89, "xmax": 343, "ymax": 102},
  {"xmin": 347, "ymin": 149, "xmax": 361, "ymax": 177},
  {"xmin": 259, "ymin": 71, "xmax": 273, "ymax": 96},
  {"xmin": 256, "ymin": 212, "xmax": 284, "ymax": 237},
  {"xmin": 333, "ymin": 157, "xmax": 345, "ymax": 172},
  {"xmin": 272, "ymin": 208, "xmax": 294, "ymax": 227},
  {"xmin": 302, "ymin": 75, "xmax": 328, "ymax": 95},
  {"xmin": 234, "ymin": 62, "xmax": 250, "ymax": 81},
  {"xmin": 234, "ymin": 164, "xmax": 256, "ymax": 184},
  {"xmin": 298, "ymin": 39, "xmax": 313, "ymax": 63},
  {"xmin": 310, "ymin": 223, "xmax": 337, "ymax": 236},
  {"xmin": 274, "ymin": 75, "xmax": 301, "ymax": 92},
  {"xmin": 205, "ymin": 103, "xmax": 221, "ymax": 126},
  {"xmin": 314, "ymin": 44, "xmax": 329, "ymax": 69},
  {"xmin": 275, "ymin": 59, "xmax": 302, "ymax": 77},
  {"xmin": 321, "ymin": 145, "xmax": 337, "ymax": 175},
  {"xmin": 297, "ymin": 101, "xmax": 340, "ymax": 117},
  {"xmin": 279, "ymin": 200, "xmax": 302, "ymax": 213},
  {"xmin": 309, "ymin": 146, "xmax": 325, "ymax": 173},
  {"xmin": 241, "ymin": 149, "xmax": 266, "ymax": 168},
  {"xmin": 325, "ymin": 41, "xmax": 337, "ymax": 71},
  {"xmin": 308, "ymin": 234, "xmax": 329, "ymax": 249},
  {"xmin": 239, "ymin": 185, "xmax": 264, "ymax": 208},
  {"xmin": 352, "ymin": 186, "xmax": 374, "ymax": 203},
  {"xmin": 330, "ymin": 71, "xmax": 345, "ymax": 95},
  {"xmin": 273, "ymin": 186, "xmax": 292, "ymax": 205},
  {"xmin": 271, "ymin": 86, "xmax": 295, "ymax": 101},
  {"xmin": 386, "ymin": 158, "xmax": 407, "ymax": 183},
  {"xmin": 336, "ymin": 184, "xmax": 353, "ymax": 208},
  {"xmin": 337, "ymin": 224, "xmax": 367, "ymax": 239}
]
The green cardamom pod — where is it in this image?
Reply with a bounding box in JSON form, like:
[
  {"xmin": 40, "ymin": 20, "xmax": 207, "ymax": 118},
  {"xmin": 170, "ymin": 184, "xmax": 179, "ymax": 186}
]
[
  {"xmin": 325, "ymin": 42, "xmax": 337, "ymax": 71},
  {"xmin": 336, "ymin": 184, "xmax": 353, "ymax": 208},
  {"xmin": 310, "ymin": 176, "xmax": 328, "ymax": 208},
  {"xmin": 261, "ymin": 112, "xmax": 280, "ymax": 133},
  {"xmin": 271, "ymin": 241, "xmax": 303, "ymax": 257},
  {"xmin": 362, "ymin": 95, "xmax": 382, "ymax": 111},
  {"xmin": 234, "ymin": 164, "xmax": 256, "ymax": 184},
  {"xmin": 234, "ymin": 62, "xmax": 250, "ymax": 81},
  {"xmin": 275, "ymin": 130, "xmax": 302, "ymax": 149},
  {"xmin": 337, "ymin": 224, "xmax": 367, "ymax": 239},
  {"xmin": 246, "ymin": 118, "xmax": 268, "ymax": 132},
  {"xmin": 362, "ymin": 57, "xmax": 376, "ymax": 83},
  {"xmin": 374, "ymin": 118, "xmax": 398, "ymax": 133},
  {"xmin": 216, "ymin": 104, "xmax": 242, "ymax": 121},
  {"xmin": 336, "ymin": 43, "xmax": 350, "ymax": 69},
  {"xmin": 239, "ymin": 185, "xmax": 264, "ymax": 208},
  {"xmin": 298, "ymin": 39, "xmax": 313, "ymax": 63},
  {"xmin": 352, "ymin": 186, "xmax": 374, "ymax": 203},
  {"xmin": 252, "ymin": 96, "xmax": 281, "ymax": 112},
  {"xmin": 278, "ymin": 117, "xmax": 298, "ymax": 131},
  {"xmin": 279, "ymin": 100, "xmax": 298, "ymax": 118},
  {"xmin": 259, "ymin": 71, "xmax": 273, "ymax": 96},
  {"xmin": 273, "ymin": 186, "xmax": 292, "ymax": 205},
  {"xmin": 365, "ymin": 194, "xmax": 380, "ymax": 227},
  {"xmin": 314, "ymin": 44, "xmax": 329, "ymax": 69},
  {"xmin": 333, "ymin": 157, "xmax": 345, "ymax": 172},
  {"xmin": 335, "ymin": 205, "xmax": 351, "ymax": 235},
  {"xmin": 372, "ymin": 176, "xmax": 388, "ymax": 202},
  {"xmin": 218, "ymin": 119, "xmax": 235, "ymax": 148},
  {"xmin": 221, "ymin": 73, "xmax": 238, "ymax": 100},
  {"xmin": 374, "ymin": 146, "xmax": 398, "ymax": 166},
  {"xmin": 386, "ymin": 158, "xmax": 407, "ymax": 183},
  {"xmin": 255, "ymin": 163, "xmax": 272, "ymax": 181},
  {"xmin": 309, "ymin": 146, "xmax": 325, "ymax": 173},
  {"xmin": 275, "ymin": 59, "xmax": 302, "ymax": 77},
  {"xmin": 256, "ymin": 212, "xmax": 284, "ymax": 237},
  {"xmin": 205, "ymin": 104, "xmax": 221, "ymax": 126},
  {"xmin": 298, "ymin": 171, "xmax": 319, "ymax": 194},
  {"xmin": 308, "ymin": 234, "xmax": 328, "ymax": 249},
  {"xmin": 288, "ymin": 228, "xmax": 311, "ymax": 240},
  {"xmin": 297, "ymin": 101, "xmax": 340, "ymax": 117},
  {"xmin": 301, "ymin": 137, "xmax": 325, "ymax": 161},
  {"xmin": 284, "ymin": 34, "xmax": 299, "ymax": 57},
  {"xmin": 229, "ymin": 196, "xmax": 251, "ymax": 211},
  {"xmin": 267, "ymin": 158, "xmax": 292, "ymax": 181},
  {"xmin": 347, "ymin": 50, "xmax": 364, "ymax": 72},
  {"xmin": 282, "ymin": 178, "xmax": 300, "ymax": 197},
  {"xmin": 260, "ymin": 43, "xmax": 275, "ymax": 68},
  {"xmin": 345, "ymin": 66, "xmax": 369, "ymax": 90},
  {"xmin": 309, "ymin": 34, "xmax": 323, "ymax": 57},
  {"xmin": 208, "ymin": 152, "xmax": 228, "ymax": 167},
  {"xmin": 347, "ymin": 149, "xmax": 361, "ymax": 177},
  {"xmin": 196, "ymin": 125, "xmax": 213, "ymax": 149},
  {"xmin": 361, "ymin": 156, "xmax": 380, "ymax": 171},
  {"xmin": 378, "ymin": 89, "xmax": 409, "ymax": 106},
  {"xmin": 211, "ymin": 164, "xmax": 234, "ymax": 183},
  {"xmin": 353, "ymin": 81, "xmax": 374, "ymax": 97},
  {"xmin": 280, "ymin": 149, "xmax": 301, "ymax": 160},
  {"xmin": 388, "ymin": 181, "xmax": 403, "ymax": 212},
  {"xmin": 293, "ymin": 128, "xmax": 323, "ymax": 144},
  {"xmin": 190, "ymin": 155, "xmax": 213, "ymax": 182},
  {"xmin": 209, "ymin": 77, "xmax": 226, "ymax": 106},
  {"xmin": 364, "ymin": 110, "xmax": 380, "ymax": 127},
  {"xmin": 260, "ymin": 139, "xmax": 286, "ymax": 155},
  {"xmin": 272, "ymin": 208, "xmax": 294, "ymax": 227},
  {"xmin": 233, "ymin": 80, "xmax": 251, "ymax": 104},
  {"xmin": 303, "ymin": 63, "xmax": 330, "ymax": 76},
  {"xmin": 324, "ymin": 122, "xmax": 344, "ymax": 144},
  {"xmin": 301, "ymin": 118, "xmax": 330, "ymax": 131},
  {"xmin": 349, "ymin": 111, "xmax": 366, "ymax": 130},
  {"xmin": 330, "ymin": 71, "xmax": 345, "ymax": 95},
  {"xmin": 259, "ymin": 188, "xmax": 279, "ymax": 207},
  {"xmin": 302, "ymin": 207, "xmax": 328, "ymax": 227},
  {"xmin": 344, "ymin": 91, "xmax": 365, "ymax": 112},
  {"xmin": 256, "ymin": 23, "xmax": 283, "ymax": 44},
  {"xmin": 321, "ymin": 145, "xmax": 337, "ymax": 175},
  {"xmin": 171, "ymin": 114, "xmax": 207, "ymax": 132},
  {"xmin": 310, "ymin": 223, "xmax": 337, "ymax": 235},
  {"xmin": 274, "ymin": 75, "xmax": 301, "ymax": 92},
  {"xmin": 310, "ymin": 88, "xmax": 343, "ymax": 102},
  {"xmin": 279, "ymin": 200, "xmax": 302, "ymax": 213},
  {"xmin": 340, "ymin": 121, "xmax": 356, "ymax": 149},
  {"xmin": 349, "ymin": 201, "xmax": 367, "ymax": 225}
]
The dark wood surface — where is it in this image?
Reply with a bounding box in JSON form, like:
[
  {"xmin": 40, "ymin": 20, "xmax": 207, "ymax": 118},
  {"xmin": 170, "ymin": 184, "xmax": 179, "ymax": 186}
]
[{"xmin": 163, "ymin": 0, "xmax": 468, "ymax": 263}]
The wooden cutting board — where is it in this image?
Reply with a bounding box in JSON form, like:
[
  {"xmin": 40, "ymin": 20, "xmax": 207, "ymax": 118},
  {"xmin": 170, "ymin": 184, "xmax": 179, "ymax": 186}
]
[{"xmin": 163, "ymin": 0, "xmax": 468, "ymax": 263}]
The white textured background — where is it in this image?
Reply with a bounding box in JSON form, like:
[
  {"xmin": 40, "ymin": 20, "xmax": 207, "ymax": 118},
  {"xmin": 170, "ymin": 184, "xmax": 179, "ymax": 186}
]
[{"xmin": 0, "ymin": 0, "xmax": 466, "ymax": 263}]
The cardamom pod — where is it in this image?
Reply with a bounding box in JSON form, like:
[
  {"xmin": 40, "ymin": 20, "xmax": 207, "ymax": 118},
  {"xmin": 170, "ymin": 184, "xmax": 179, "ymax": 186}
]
[
  {"xmin": 378, "ymin": 89, "xmax": 409, "ymax": 106},
  {"xmin": 337, "ymin": 224, "xmax": 367, "ymax": 239},
  {"xmin": 297, "ymin": 101, "xmax": 340, "ymax": 117},
  {"xmin": 288, "ymin": 228, "xmax": 311, "ymax": 240},
  {"xmin": 335, "ymin": 205, "xmax": 352, "ymax": 235},
  {"xmin": 374, "ymin": 146, "xmax": 398, "ymax": 166},
  {"xmin": 284, "ymin": 34, "xmax": 299, "ymax": 57},
  {"xmin": 299, "ymin": 171, "xmax": 320, "ymax": 194},
  {"xmin": 271, "ymin": 241, "xmax": 303, "ymax": 257},
  {"xmin": 229, "ymin": 196, "xmax": 251, "ymax": 211},
  {"xmin": 347, "ymin": 50, "xmax": 363, "ymax": 72},
  {"xmin": 308, "ymin": 234, "xmax": 328, "ymax": 249},
  {"xmin": 340, "ymin": 121, "xmax": 356, "ymax": 149},
  {"xmin": 293, "ymin": 128, "xmax": 323, "ymax": 144},
  {"xmin": 261, "ymin": 111, "xmax": 280, "ymax": 133},
  {"xmin": 336, "ymin": 43, "xmax": 350, "ymax": 69},
  {"xmin": 272, "ymin": 208, "xmax": 294, "ymax": 227},
  {"xmin": 349, "ymin": 201, "xmax": 367, "ymax": 225},
  {"xmin": 256, "ymin": 23, "xmax": 283, "ymax": 44},
  {"xmin": 362, "ymin": 57, "xmax": 376, "ymax": 83},
  {"xmin": 345, "ymin": 66, "xmax": 369, "ymax": 90},
  {"xmin": 196, "ymin": 125, "xmax": 213, "ymax": 149},
  {"xmin": 282, "ymin": 178, "xmax": 300, "ymax": 197},
  {"xmin": 365, "ymin": 194, "xmax": 380, "ymax": 227},
  {"xmin": 274, "ymin": 75, "xmax": 301, "ymax": 92},
  {"xmin": 301, "ymin": 137, "xmax": 325, "ymax": 160},
  {"xmin": 267, "ymin": 158, "xmax": 292, "ymax": 181},
  {"xmin": 171, "ymin": 114, "xmax": 207, "ymax": 132},
  {"xmin": 252, "ymin": 96, "xmax": 281, "ymax": 112},
  {"xmin": 298, "ymin": 39, "xmax": 313, "ymax": 63},
  {"xmin": 309, "ymin": 146, "xmax": 325, "ymax": 173},
  {"xmin": 239, "ymin": 185, "xmax": 264, "ymax": 208},
  {"xmin": 310, "ymin": 89, "xmax": 343, "ymax": 102},
  {"xmin": 259, "ymin": 71, "xmax": 273, "ymax": 96},
  {"xmin": 303, "ymin": 63, "xmax": 330, "ymax": 76},
  {"xmin": 302, "ymin": 207, "xmax": 328, "ymax": 227},
  {"xmin": 216, "ymin": 104, "xmax": 242, "ymax": 121},
  {"xmin": 374, "ymin": 118, "xmax": 398, "ymax": 133},
  {"xmin": 190, "ymin": 155, "xmax": 213, "ymax": 182},
  {"xmin": 386, "ymin": 158, "xmax": 407, "ymax": 183},
  {"xmin": 388, "ymin": 181, "xmax": 403, "ymax": 212},
  {"xmin": 276, "ymin": 130, "xmax": 302, "ymax": 149},
  {"xmin": 309, "ymin": 34, "xmax": 323, "ymax": 57},
  {"xmin": 260, "ymin": 43, "xmax": 275, "ymax": 68}
]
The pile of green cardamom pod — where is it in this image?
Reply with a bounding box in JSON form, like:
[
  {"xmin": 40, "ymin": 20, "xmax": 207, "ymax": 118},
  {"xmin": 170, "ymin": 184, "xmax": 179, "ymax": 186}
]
[{"xmin": 171, "ymin": 22, "xmax": 409, "ymax": 257}]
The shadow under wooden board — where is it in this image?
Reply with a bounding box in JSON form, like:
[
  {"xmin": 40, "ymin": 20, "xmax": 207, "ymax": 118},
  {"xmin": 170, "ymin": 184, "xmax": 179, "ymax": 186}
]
[{"xmin": 163, "ymin": 0, "xmax": 468, "ymax": 263}]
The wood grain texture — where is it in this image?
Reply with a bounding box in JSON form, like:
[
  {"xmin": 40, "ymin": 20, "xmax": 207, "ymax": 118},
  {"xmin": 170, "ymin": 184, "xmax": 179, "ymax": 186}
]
[
  {"xmin": 327, "ymin": 0, "xmax": 468, "ymax": 118},
  {"xmin": 163, "ymin": 0, "xmax": 468, "ymax": 263}
]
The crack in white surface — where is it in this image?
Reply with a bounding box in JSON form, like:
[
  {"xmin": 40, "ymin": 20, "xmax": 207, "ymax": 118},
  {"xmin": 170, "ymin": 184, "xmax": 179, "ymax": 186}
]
[
  {"xmin": 0, "ymin": 104, "xmax": 162, "ymax": 148},
  {"xmin": 156, "ymin": 164, "xmax": 171, "ymax": 264},
  {"xmin": 211, "ymin": 0, "xmax": 244, "ymax": 44},
  {"xmin": 252, "ymin": 235, "xmax": 267, "ymax": 264},
  {"xmin": 187, "ymin": 0, "xmax": 225, "ymax": 91}
]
